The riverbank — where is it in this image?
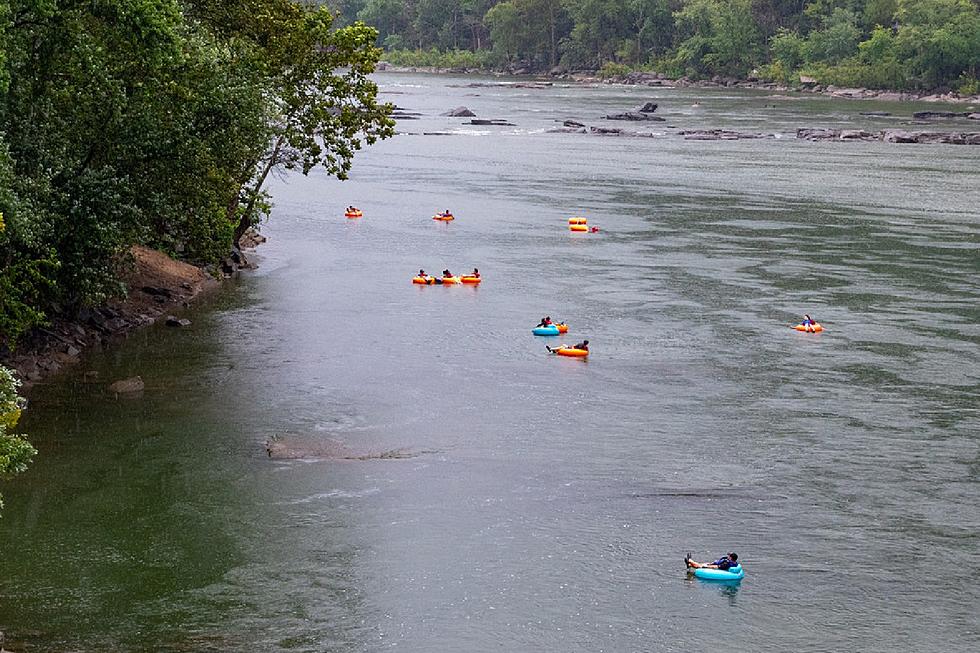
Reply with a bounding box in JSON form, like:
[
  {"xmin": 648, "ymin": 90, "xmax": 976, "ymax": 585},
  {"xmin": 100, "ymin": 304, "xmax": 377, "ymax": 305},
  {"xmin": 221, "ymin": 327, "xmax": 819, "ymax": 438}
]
[
  {"xmin": 377, "ymin": 63, "xmax": 980, "ymax": 106},
  {"xmin": 0, "ymin": 232, "xmax": 265, "ymax": 389}
]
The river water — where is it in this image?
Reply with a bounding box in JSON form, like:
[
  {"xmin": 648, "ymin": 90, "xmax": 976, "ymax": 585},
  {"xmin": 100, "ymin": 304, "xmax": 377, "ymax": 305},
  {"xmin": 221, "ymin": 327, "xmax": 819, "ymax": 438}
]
[{"xmin": 1, "ymin": 74, "xmax": 978, "ymax": 652}]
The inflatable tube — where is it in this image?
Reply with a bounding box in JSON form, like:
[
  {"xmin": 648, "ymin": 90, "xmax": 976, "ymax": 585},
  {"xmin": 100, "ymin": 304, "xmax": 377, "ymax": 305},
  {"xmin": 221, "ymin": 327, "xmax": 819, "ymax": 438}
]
[
  {"xmin": 533, "ymin": 325, "xmax": 560, "ymax": 336},
  {"xmin": 345, "ymin": 211, "xmax": 363, "ymax": 218},
  {"xmin": 693, "ymin": 565, "xmax": 743, "ymax": 581},
  {"xmin": 433, "ymin": 214, "xmax": 455, "ymax": 221},
  {"xmin": 555, "ymin": 347, "xmax": 588, "ymax": 357},
  {"xmin": 569, "ymin": 225, "xmax": 589, "ymax": 232},
  {"xmin": 440, "ymin": 276, "xmax": 461, "ymax": 284},
  {"xmin": 793, "ymin": 323, "xmax": 823, "ymax": 332},
  {"xmin": 460, "ymin": 276, "xmax": 481, "ymax": 284},
  {"xmin": 568, "ymin": 217, "xmax": 588, "ymax": 225},
  {"xmin": 556, "ymin": 323, "xmax": 569, "ymax": 334},
  {"xmin": 412, "ymin": 276, "xmax": 435, "ymax": 285}
]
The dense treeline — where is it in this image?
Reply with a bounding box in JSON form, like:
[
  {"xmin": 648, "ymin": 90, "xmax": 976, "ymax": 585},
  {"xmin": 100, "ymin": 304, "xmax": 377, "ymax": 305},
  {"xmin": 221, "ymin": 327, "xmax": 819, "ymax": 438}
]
[
  {"xmin": 328, "ymin": 0, "xmax": 979, "ymax": 91},
  {"xmin": 0, "ymin": 0, "xmax": 393, "ymax": 348}
]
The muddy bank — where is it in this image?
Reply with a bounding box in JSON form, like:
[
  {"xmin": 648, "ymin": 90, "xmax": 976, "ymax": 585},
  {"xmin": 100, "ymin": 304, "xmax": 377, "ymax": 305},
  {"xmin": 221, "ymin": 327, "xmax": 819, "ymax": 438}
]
[{"xmin": 0, "ymin": 233, "xmax": 265, "ymax": 388}]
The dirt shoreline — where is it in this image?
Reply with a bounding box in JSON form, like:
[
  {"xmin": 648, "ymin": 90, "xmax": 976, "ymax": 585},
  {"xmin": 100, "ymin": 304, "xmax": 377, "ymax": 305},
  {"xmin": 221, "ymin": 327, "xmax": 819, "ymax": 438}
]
[
  {"xmin": 377, "ymin": 63, "xmax": 980, "ymax": 105},
  {"xmin": 0, "ymin": 234, "xmax": 264, "ymax": 389}
]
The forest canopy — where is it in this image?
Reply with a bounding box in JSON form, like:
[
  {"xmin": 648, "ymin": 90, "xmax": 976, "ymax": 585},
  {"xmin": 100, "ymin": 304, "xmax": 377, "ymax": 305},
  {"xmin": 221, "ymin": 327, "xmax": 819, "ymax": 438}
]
[{"xmin": 329, "ymin": 0, "xmax": 980, "ymax": 91}]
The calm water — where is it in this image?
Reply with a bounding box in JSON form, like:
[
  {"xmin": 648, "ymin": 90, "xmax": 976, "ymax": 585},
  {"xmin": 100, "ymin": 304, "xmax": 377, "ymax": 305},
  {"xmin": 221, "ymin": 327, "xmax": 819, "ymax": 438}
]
[{"xmin": 2, "ymin": 74, "xmax": 979, "ymax": 652}]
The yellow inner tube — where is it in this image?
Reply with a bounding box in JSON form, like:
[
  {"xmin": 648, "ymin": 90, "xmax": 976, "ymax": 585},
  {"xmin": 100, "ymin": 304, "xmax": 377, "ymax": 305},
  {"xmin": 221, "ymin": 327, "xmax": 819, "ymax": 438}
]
[
  {"xmin": 569, "ymin": 224, "xmax": 588, "ymax": 232},
  {"xmin": 555, "ymin": 347, "xmax": 588, "ymax": 357},
  {"xmin": 568, "ymin": 217, "xmax": 588, "ymax": 225}
]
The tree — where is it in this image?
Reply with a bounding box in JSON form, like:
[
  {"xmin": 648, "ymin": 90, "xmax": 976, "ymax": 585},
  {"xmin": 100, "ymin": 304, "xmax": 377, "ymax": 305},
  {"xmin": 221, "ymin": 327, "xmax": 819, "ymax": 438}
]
[
  {"xmin": 193, "ymin": 3, "xmax": 396, "ymax": 244},
  {"xmin": 672, "ymin": 0, "xmax": 763, "ymax": 77},
  {"xmin": 803, "ymin": 8, "xmax": 862, "ymax": 64}
]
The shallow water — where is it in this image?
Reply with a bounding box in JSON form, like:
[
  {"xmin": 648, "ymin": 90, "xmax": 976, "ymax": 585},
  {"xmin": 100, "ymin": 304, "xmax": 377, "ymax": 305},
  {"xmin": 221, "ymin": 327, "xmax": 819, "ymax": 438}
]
[{"xmin": 1, "ymin": 74, "xmax": 978, "ymax": 652}]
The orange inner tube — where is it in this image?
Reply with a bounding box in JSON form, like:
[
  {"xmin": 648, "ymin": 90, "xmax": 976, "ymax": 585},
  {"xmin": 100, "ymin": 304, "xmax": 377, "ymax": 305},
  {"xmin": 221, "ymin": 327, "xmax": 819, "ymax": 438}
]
[
  {"xmin": 345, "ymin": 211, "xmax": 363, "ymax": 218},
  {"xmin": 568, "ymin": 217, "xmax": 588, "ymax": 225},
  {"xmin": 412, "ymin": 276, "xmax": 434, "ymax": 285},
  {"xmin": 433, "ymin": 214, "xmax": 455, "ymax": 221},
  {"xmin": 570, "ymin": 225, "xmax": 588, "ymax": 232},
  {"xmin": 555, "ymin": 347, "xmax": 588, "ymax": 357},
  {"xmin": 440, "ymin": 276, "xmax": 461, "ymax": 284},
  {"xmin": 793, "ymin": 323, "xmax": 823, "ymax": 332},
  {"xmin": 556, "ymin": 323, "xmax": 568, "ymax": 333},
  {"xmin": 460, "ymin": 276, "xmax": 482, "ymax": 284}
]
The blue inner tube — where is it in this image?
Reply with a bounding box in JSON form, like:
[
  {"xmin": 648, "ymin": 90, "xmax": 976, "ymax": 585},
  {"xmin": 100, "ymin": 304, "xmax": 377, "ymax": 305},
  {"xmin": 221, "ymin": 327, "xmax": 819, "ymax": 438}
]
[
  {"xmin": 532, "ymin": 325, "xmax": 560, "ymax": 336},
  {"xmin": 693, "ymin": 564, "xmax": 743, "ymax": 581}
]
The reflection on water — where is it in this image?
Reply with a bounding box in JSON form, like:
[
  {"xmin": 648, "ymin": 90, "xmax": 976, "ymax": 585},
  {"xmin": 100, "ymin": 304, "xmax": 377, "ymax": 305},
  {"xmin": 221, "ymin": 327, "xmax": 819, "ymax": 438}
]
[{"xmin": 1, "ymin": 73, "xmax": 978, "ymax": 652}]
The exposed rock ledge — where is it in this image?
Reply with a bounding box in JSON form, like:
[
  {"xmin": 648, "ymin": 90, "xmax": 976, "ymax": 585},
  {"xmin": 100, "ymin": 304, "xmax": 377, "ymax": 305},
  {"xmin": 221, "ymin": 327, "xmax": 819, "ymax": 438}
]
[
  {"xmin": 797, "ymin": 128, "xmax": 980, "ymax": 144},
  {"xmin": 1, "ymin": 233, "xmax": 265, "ymax": 388}
]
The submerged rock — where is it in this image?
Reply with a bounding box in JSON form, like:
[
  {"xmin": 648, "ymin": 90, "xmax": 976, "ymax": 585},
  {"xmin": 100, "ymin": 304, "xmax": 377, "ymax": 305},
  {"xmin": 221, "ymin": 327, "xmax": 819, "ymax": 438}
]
[
  {"xmin": 109, "ymin": 376, "xmax": 144, "ymax": 395},
  {"xmin": 442, "ymin": 106, "xmax": 476, "ymax": 117},
  {"xmin": 636, "ymin": 102, "xmax": 659, "ymax": 113}
]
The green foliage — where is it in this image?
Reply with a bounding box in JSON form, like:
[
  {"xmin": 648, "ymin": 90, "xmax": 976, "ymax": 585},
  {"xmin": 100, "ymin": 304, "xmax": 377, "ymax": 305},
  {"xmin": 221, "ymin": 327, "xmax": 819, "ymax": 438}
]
[
  {"xmin": 0, "ymin": 365, "xmax": 35, "ymax": 514},
  {"xmin": 599, "ymin": 61, "xmax": 631, "ymax": 79},
  {"xmin": 957, "ymin": 74, "xmax": 980, "ymax": 95},
  {"xmin": 383, "ymin": 47, "xmax": 493, "ymax": 68},
  {"xmin": 670, "ymin": 0, "xmax": 762, "ymax": 78},
  {"xmin": 359, "ymin": 0, "xmax": 980, "ymax": 91},
  {"xmin": 0, "ymin": 0, "xmax": 393, "ymax": 346}
]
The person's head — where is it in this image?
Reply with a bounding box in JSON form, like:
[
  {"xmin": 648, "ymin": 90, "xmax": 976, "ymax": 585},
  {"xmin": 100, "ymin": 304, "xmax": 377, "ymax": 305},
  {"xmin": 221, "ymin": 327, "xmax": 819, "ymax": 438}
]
[
  {"xmin": 729, "ymin": 552, "xmax": 738, "ymax": 562},
  {"xmin": 419, "ymin": 269, "xmax": 425, "ymax": 275},
  {"xmin": 583, "ymin": 340, "xmax": 589, "ymax": 345},
  {"xmin": 804, "ymin": 314, "xmax": 811, "ymax": 320},
  {"xmin": 473, "ymin": 268, "xmax": 478, "ymax": 273}
]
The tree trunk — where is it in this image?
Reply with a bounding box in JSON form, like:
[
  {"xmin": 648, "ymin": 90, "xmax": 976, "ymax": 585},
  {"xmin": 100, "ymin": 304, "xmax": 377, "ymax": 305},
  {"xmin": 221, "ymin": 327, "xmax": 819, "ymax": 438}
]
[{"xmin": 233, "ymin": 135, "xmax": 285, "ymax": 246}]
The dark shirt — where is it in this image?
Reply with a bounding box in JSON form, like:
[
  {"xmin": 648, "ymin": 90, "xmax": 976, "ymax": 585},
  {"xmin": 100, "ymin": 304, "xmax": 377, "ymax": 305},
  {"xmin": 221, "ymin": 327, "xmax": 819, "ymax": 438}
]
[{"xmin": 712, "ymin": 556, "xmax": 736, "ymax": 570}]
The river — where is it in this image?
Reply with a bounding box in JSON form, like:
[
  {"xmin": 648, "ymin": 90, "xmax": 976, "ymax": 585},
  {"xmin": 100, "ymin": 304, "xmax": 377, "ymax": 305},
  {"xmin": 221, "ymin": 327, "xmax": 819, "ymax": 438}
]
[{"xmin": 1, "ymin": 73, "xmax": 978, "ymax": 652}]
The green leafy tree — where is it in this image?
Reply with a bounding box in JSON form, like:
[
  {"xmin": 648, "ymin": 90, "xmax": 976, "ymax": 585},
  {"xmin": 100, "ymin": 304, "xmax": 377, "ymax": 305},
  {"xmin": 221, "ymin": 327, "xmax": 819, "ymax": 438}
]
[
  {"xmin": 803, "ymin": 7, "xmax": 862, "ymax": 64},
  {"xmin": 672, "ymin": 0, "xmax": 763, "ymax": 77},
  {"xmin": 189, "ymin": 2, "xmax": 395, "ymax": 244}
]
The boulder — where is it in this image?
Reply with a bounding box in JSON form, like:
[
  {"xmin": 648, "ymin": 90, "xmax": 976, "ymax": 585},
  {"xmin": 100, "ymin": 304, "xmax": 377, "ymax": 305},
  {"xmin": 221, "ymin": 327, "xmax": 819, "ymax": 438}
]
[
  {"xmin": 165, "ymin": 316, "xmax": 191, "ymax": 327},
  {"xmin": 839, "ymin": 129, "xmax": 875, "ymax": 141},
  {"xmin": 967, "ymin": 113, "xmax": 980, "ymax": 120},
  {"xmin": 880, "ymin": 130, "xmax": 917, "ymax": 143},
  {"xmin": 109, "ymin": 376, "xmax": 144, "ymax": 394},
  {"xmin": 589, "ymin": 126, "xmax": 623, "ymax": 135},
  {"xmin": 636, "ymin": 102, "xmax": 659, "ymax": 113},
  {"xmin": 563, "ymin": 119, "xmax": 585, "ymax": 128},
  {"xmin": 441, "ymin": 106, "xmax": 476, "ymax": 117},
  {"xmin": 467, "ymin": 119, "xmax": 515, "ymax": 126},
  {"xmin": 796, "ymin": 128, "xmax": 841, "ymax": 140}
]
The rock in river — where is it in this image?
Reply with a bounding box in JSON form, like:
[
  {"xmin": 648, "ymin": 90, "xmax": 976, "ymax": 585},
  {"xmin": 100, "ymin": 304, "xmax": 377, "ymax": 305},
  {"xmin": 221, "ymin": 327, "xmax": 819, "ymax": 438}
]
[
  {"xmin": 605, "ymin": 112, "xmax": 665, "ymax": 121},
  {"xmin": 442, "ymin": 106, "xmax": 476, "ymax": 117},
  {"xmin": 109, "ymin": 376, "xmax": 144, "ymax": 395}
]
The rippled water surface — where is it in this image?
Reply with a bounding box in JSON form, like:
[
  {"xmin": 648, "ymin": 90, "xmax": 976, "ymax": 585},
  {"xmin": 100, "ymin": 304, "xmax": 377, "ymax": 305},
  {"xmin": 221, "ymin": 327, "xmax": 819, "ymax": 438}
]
[{"xmin": 1, "ymin": 74, "xmax": 979, "ymax": 652}]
